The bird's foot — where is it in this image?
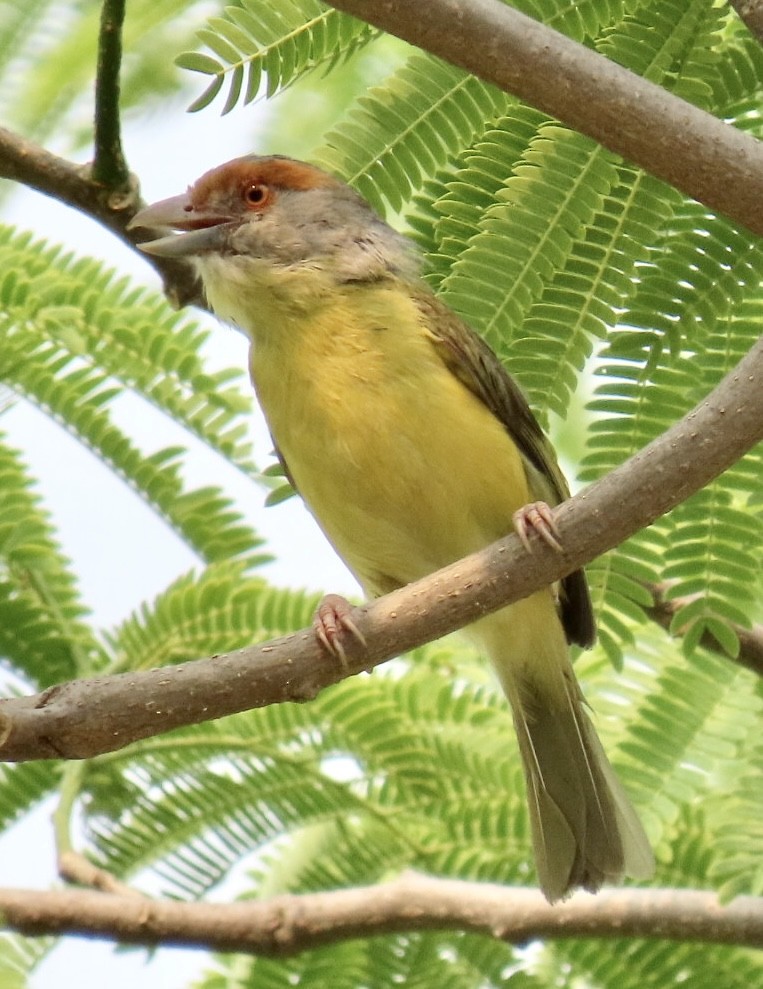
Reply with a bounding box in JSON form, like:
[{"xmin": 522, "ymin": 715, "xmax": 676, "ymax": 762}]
[
  {"xmin": 313, "ymin": 593, "xmax": 367, "ymax": 668},
  {"xmin": 513, "ymin": 501, "xmax": 562, "ymax": 553}
]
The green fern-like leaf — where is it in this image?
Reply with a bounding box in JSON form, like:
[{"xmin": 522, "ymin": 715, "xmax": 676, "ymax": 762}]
[
  {"xmin": 712, "ymin": 22, "xmax": 763, "ymax": 129},
  {"xmin": 406, "ymin": 105, "xmax": 551, "ymax": 284},
  {"xmin": 664, "ymin": 486, "xmax": 761, "ymax": 656},
  {"xmin": 313, "ymin": 54, "xmax": 510, "ymax": 215},
  {"xmin": 1, "ymin": 227, "xmax": 268, "ymax": 571},
  {"xmin": 177, "ymin": 0, "xmax": 376, "ymax": 113},
  {"xmin": 0, "ymin": 0, "xmax": 210, "ymax": 148},
  {"xmin": 108, "ymin": 563, "xmax": 322, "ymax": 671},
  {"xmin": 0, "ymin": 228, "xmax": 255, "ymax": 472},
  {"xmin": 0, "ymin": 933, "xmax": 51, "ymax": 989},
  {"xmin": 204, "ymin": 928, "xmax": 537, "ymax": 989},
  {"xmin": 551, "ymin": 928, "xmax": 761, "ymax": 989},
  {"xmin": 599, "ymin": 0, "xmax": 726, "ymax": 108},
  {"xmin": 0, "ymin": 760, "xmax": 60, "ymax": 834},
  {"xmin": 436, "ymin": 125, "xmax": 620, "ymax": 365},
  {"xmin": 0, "ymin": 433, "xmax": 101, "ymax": 683},
  {"xmin": 709, "ymin": 693, "xmax": 763, "ymax": 898},
  {"xmin": 511, "ymin": 165, "xmax": 683, "ymax": 421},
  {"xmin": 88, "ymin": 740, "xmax": 388, "ymax": 897},
  {"xmin": 580, "ymin": 201, "xmax": 763, "ymax": 657},
  {"xmin": 586, "ymin": 527, "xmax": 667, "ymax": 670},
  {"xmin": 597, "ymin": 626, "xmax": 757, "ymax": 846}
]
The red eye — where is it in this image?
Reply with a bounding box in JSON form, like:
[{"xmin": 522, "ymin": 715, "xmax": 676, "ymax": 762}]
[{"xmin": 243, "ymin": 183, "xmax": 269, "ymax": 208}]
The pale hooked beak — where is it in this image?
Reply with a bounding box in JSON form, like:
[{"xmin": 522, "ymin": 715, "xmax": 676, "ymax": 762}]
[{"xmin": 128, "ymin": 193, "xmax": 236, "ymax": 258}]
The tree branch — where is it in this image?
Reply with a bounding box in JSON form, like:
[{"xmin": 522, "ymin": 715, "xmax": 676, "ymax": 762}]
[
  {"xmin": 327, "ymin": 0, "xmax": 763, "ymax": 239},
  {"xmin": 57, "ymin": 851, "xmax": 144, "ymax": 899},
  {"xmin": 1, "ymin": 1, "xmax": 762, "ymax": 762},
  {"xmin": 0, "ymin": 337, "xmax": 761, "ymax": 762},
  {"xmin": 0, "ymin": 127, "xmax": 203, "ymax": 308},
  {"xmin": 729, "ymin": 1, "xmax": 763, "ymax": 45},
  {"xmin": 0, "ymin": 877, "xmax": 760, "ymax": 951},
  {"xmin": 4, "ymin": 0, "xmax": 763, "ymax": 303},
  {"xmin": 646, "ymin": 583, "xmax": 763, "ymax": 677},
  {"xmin": 92, "ymin": 0, "xmax": 129, "ymax": 187}
]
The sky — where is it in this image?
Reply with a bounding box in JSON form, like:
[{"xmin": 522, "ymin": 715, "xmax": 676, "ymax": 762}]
[{"xmin": 1, "ymin": 95, "xmax": 358, "ymax": 988}]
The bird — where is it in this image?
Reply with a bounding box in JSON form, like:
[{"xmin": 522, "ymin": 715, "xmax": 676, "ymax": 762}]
[{"xmin": 129, "ymin": 154, "xmax": 654, "ymax": 901}]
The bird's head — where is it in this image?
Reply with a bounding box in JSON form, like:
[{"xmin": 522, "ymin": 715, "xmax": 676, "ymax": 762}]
[{"xmin": 129, "ymin": 154, "xmax": 418, "ymax": 286}]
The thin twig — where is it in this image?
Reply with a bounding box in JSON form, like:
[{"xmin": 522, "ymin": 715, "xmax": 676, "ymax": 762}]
[
  {"xmin": 92, "ymin": 0, "xmax": 129, "ymax": 187},
  {"xmin": 0, "ymin": 337, "xmax": 761, "ymax": 762},
  {"xmin": 0, "ymin": 878, "xmax": 761, "ymax": 951},
  {"xmin": 58, "ymin": 852, "xmax": 145, "ymax": 899},
  {"xmin": 645, "ymin": 583, "xmax": 763, "ymax": 677}
]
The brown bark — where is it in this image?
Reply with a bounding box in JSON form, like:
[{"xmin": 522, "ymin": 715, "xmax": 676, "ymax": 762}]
[
  {"xmin": 1, "ymin": 878, "xmax": 761, "ymax": 952},
  {"xmin": 1, "ymin": 338, "xmax": 761, "ymax": 762}
]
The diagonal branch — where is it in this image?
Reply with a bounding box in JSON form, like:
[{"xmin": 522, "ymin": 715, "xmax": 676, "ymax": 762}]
[
  {"xmin": 729, "ymin": 1, "xmax": 763, "ymax": 45},
  {"xmin": 326, "ymin": 0, "xmax": 763, "ymax": 239},
  {"xmin": 1, "ymin": 3, "xmax": 761, "ymax": 761},
  {"xmin": 0, "ymin": 338, "xmax": 761, "ymax": 763},
  {"xmin": 0, "ymin": 878, "xmax": 761, "ymax": 951},
  {"xmin": 4, "ymin": 0, "xmax": 763, "ymax": 298},
  {"xmin": 0, "ymin": 127, "xmax": 203, "ymax": 308}
]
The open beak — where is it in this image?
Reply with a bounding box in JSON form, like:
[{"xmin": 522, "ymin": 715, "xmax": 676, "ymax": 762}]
[{"xmin": 128, "ymin": 193, "xmax": 235, "ymax": 258}]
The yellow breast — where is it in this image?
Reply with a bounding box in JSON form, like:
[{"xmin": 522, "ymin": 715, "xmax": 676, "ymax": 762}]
[{"xmin": 213, "ymin": 265, "xmax": 531, "ymax": 596}]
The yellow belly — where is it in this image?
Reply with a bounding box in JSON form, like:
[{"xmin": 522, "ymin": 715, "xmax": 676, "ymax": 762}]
[{"xmin": 248, "ymin": 281, "xmax": 532, "ymax": 597}]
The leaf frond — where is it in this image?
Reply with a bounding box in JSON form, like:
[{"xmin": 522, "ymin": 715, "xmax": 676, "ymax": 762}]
[
  {"xmin": 177, "ymin": 0, "xmax": 376, "ymax": 113},
  {"xmin": 0, "ymin": 433, "xmax": 100, "ymax": 683},
  {"xmin": 0, "ymin": 227, "xmax": 268, "ymax": 571},
  {"xmin": 313, "ymin": 54, "xmax": 510, "ymax": 215},
  {"xmin": 108, "ymin": 564, "xmax": 322, "ymax": 671}
]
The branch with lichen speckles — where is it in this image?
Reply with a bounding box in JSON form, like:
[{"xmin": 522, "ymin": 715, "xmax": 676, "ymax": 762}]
[{"xmin": 1, "ymin": 337, "xmax": 761, "ymax": 763}]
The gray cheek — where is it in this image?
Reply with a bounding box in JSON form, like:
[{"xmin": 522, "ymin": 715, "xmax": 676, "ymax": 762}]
[{"xmin": 231, "ymin": 220, "xmax": 309, "ymax": 265}]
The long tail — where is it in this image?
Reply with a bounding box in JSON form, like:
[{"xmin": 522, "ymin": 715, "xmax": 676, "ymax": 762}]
[{"xmin": 473, "ymin": 591, "xmax": 654, "ymax": 902}]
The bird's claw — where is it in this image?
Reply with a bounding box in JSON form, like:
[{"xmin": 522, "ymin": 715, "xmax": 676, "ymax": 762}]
[
  {"xmin": 313, "ymin": 593, "xmax": 366, "ymax": 668},
  {"xmin": 513, "ymin": 501, "xmax": 563, "ymax": 553}
]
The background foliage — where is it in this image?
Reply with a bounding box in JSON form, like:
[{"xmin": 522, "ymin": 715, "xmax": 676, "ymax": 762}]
[{"xmin": 0, "ymin": 0, "xmax": 762, "ymax": 986}]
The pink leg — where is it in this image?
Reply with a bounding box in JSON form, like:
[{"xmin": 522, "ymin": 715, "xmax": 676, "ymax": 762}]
[
  {"xmin": 512, "ymin": 501, "xmax": 563, "ymax": 553},
  {"xmin": 313, "ymin": 593, "xmax": 367, "ymax": 667}
]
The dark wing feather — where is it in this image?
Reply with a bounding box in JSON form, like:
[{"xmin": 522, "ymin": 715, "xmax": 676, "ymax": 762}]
[{"xmin": 413, "ymin": 289, "xmax": 595, "ymax": 649}]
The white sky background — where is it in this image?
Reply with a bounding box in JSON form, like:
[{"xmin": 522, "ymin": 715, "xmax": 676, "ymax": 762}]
[{"xmin": 1, "ymin": 98, "xmax": 359, "ymax": 988}]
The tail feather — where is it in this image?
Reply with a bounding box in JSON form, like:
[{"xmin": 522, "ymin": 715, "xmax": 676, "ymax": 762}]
[
  {"xmin": 474, "ymin": 592, "xmax": 654, "ymax": 902},
  {"xmin": 513, "ymin": 672, "xmax": 651, "ymax": 900},
  {"xmin": 581, "ymin": 722, "xmax": 657, "ymax": 882}
]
